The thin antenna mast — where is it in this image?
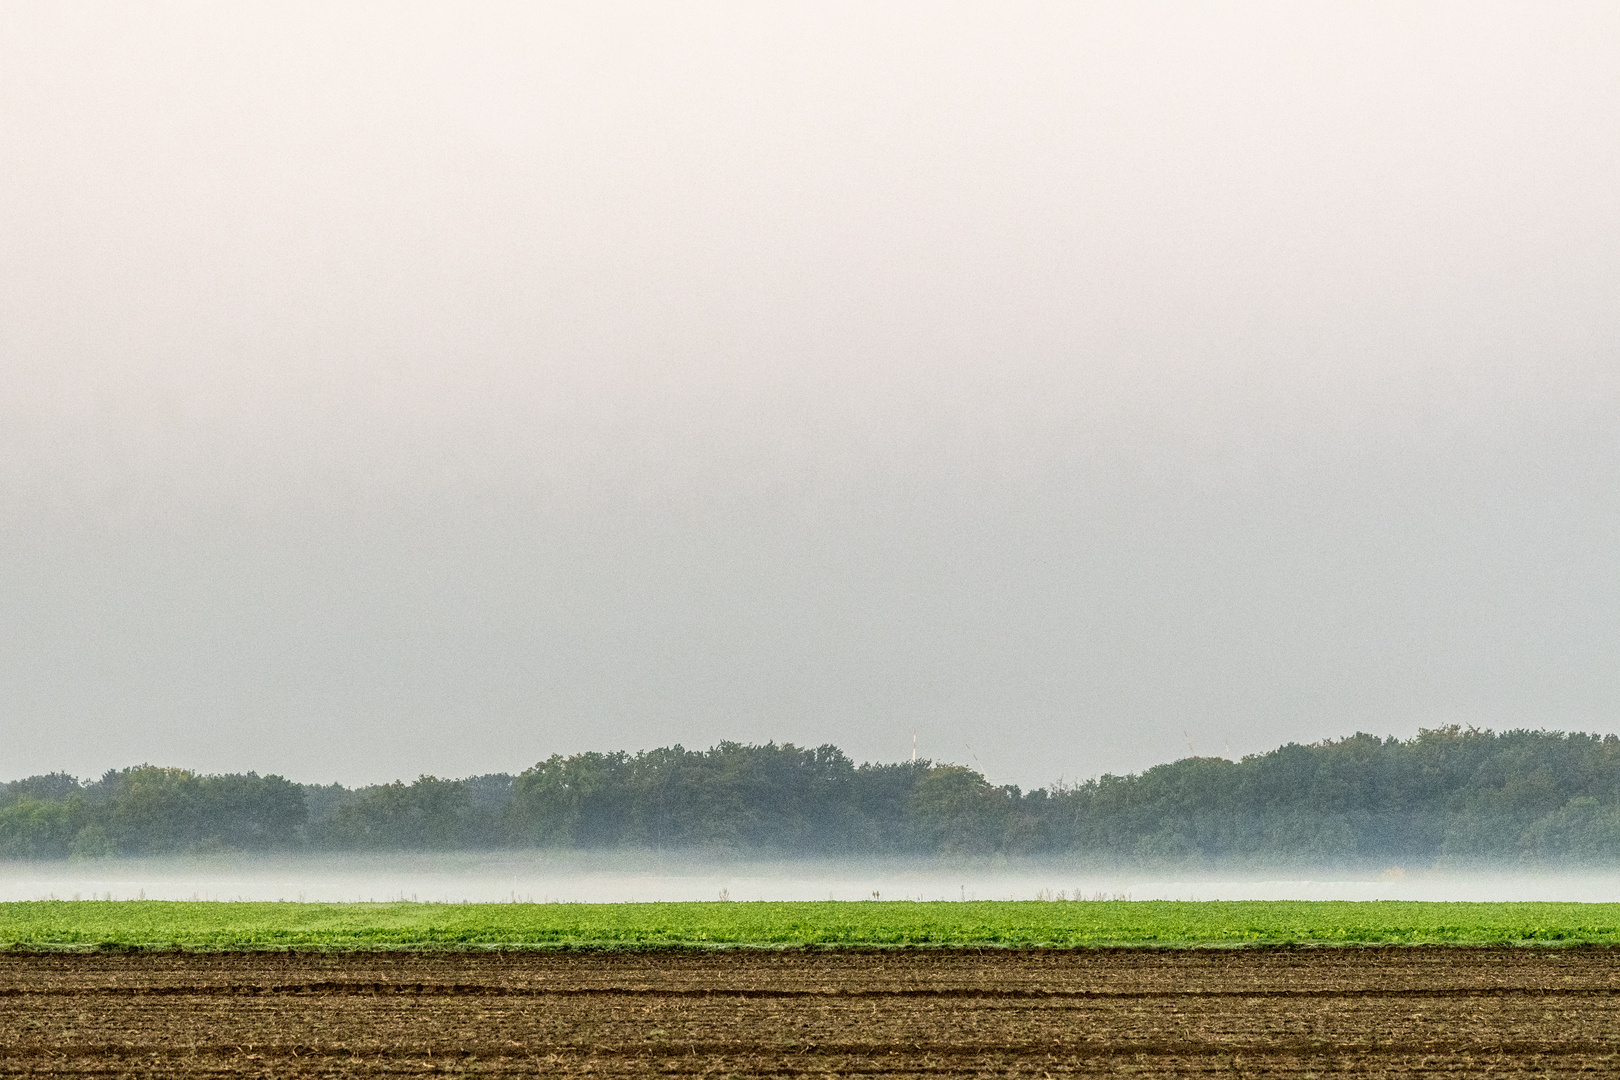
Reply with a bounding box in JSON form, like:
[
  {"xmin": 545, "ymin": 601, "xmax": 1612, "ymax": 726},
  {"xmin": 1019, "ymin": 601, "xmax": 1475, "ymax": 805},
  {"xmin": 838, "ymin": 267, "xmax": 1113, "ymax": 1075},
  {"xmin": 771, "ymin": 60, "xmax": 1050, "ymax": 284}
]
[{"xmin": 912, "ymin": 729, "xmax": 917, "ymax": 763}]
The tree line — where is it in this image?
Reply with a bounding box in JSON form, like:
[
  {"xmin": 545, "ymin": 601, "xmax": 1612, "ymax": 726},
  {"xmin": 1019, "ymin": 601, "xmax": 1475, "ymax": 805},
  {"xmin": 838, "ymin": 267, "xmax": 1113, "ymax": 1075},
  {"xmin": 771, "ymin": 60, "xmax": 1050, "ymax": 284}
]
[{"xmin": 5, "ymin": 728, "xmax": 1620, "ymax": 864}]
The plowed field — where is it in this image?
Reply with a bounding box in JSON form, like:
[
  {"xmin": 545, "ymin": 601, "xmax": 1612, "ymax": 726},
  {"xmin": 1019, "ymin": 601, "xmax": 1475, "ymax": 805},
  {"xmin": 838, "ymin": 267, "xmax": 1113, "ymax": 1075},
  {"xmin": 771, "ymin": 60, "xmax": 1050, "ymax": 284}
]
[{"xmin": 2, "ymin": 947, "xmax": 1617, "ymax": 1076}]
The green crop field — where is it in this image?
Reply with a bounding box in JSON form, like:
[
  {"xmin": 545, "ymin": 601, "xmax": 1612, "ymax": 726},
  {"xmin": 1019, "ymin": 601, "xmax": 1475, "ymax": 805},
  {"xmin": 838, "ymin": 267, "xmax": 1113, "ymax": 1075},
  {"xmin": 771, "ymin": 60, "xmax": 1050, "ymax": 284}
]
[{"xmin": 5, "ymin": 899, "xmax": 1620, "ymax": 950}]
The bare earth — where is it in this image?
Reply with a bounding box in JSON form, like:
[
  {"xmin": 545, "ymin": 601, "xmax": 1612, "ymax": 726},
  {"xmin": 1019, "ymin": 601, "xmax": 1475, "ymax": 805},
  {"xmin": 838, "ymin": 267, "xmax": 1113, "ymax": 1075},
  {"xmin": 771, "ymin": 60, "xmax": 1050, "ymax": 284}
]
[{"xmin": 2, "ymin": 947, "xmax": 1618, "ymax": 1077}]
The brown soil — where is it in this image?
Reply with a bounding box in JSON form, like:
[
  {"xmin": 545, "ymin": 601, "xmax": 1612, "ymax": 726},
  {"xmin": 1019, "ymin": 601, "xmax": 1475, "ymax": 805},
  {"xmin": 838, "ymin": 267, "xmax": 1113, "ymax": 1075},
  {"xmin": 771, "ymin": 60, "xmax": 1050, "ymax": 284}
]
[{"xmin": 3, "ymin": 946, "xmax": 1619, "ymax": 1077}]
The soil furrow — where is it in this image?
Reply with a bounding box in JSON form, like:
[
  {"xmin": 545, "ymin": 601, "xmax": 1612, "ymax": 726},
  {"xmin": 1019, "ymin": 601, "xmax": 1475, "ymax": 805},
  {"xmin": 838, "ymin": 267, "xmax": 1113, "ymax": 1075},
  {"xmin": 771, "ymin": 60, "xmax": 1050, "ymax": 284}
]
[
  {"xmin": 5, "ymin": 981, "xmax": 1620, "ymax": 999},
  {"xmin": 4, "ymin": 948, "xmax": 1620, "ymax": 1076}
]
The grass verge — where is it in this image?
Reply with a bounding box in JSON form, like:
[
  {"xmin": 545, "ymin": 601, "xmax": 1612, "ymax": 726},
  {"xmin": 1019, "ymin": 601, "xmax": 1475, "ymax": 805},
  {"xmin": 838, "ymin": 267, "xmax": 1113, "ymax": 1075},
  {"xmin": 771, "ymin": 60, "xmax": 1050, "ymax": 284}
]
[{"xmin": 5, "ymin": 899, "xmax": 1620, "ymax": 950}]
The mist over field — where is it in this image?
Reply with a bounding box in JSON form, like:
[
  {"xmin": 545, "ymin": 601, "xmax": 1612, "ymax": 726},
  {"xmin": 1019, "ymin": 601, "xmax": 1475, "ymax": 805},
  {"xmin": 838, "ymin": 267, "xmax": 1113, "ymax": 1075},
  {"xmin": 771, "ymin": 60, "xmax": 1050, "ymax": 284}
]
[
  {"xmin": 3, "ymin": 2, "xmax": 1619, "ymax": 797},
  {"xmin": 11, "ymin": 852, "xmax": 1620, "ymax": 906}
]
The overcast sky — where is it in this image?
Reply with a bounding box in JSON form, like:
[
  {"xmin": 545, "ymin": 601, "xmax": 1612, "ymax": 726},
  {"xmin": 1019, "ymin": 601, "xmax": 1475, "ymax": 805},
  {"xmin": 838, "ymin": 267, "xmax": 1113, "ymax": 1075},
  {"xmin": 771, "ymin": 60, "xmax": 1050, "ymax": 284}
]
[{"xmin": 2, "ymin": 1, "xmax": 1618, "ymax": 788}]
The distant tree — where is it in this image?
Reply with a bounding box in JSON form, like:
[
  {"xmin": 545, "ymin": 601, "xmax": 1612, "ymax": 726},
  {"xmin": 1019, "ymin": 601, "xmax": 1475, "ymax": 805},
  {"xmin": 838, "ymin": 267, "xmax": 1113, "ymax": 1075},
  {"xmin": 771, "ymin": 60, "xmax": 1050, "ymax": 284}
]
[
  {"xmin": 507, "ymin": 752, "xmax": 633, "ymax": 847},
  {"xmin": 320, "ymin": 776, "xmax": 472, "ymax": 850},
  {"xmin": 1, "ymin": 772, "xmax": 83, "ymax": 805},
  {"xmin": 91, "ymin": 767, "xmax": 304, "ymax": 854},
  {"xmin": 0, "ymin": 796, "xmax": 82, "ymax": 859},
  {"xmin": 906, "ymin": 767, "xmax": 1017, "ymax": 855}
]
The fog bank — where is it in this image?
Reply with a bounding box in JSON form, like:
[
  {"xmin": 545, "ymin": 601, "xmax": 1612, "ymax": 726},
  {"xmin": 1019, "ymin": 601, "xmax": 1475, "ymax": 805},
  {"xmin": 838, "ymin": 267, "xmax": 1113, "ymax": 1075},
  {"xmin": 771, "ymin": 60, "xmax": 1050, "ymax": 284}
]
[{"xmin": 7, "ymin": 853, "xmax": 1620, "ymax": 905}]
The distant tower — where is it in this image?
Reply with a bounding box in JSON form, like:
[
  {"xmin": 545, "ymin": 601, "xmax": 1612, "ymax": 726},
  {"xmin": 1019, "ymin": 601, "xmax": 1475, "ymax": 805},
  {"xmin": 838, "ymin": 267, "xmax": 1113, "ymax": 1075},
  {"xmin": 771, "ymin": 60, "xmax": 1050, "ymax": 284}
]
[{"xmin": 912, "ymin": 729, "xmax": 917, "ymax": 763}]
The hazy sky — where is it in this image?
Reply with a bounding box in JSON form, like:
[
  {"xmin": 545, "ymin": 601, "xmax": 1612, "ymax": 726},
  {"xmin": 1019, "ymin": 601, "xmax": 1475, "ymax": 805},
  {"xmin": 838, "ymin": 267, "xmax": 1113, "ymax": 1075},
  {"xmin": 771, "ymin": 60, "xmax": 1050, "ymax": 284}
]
[{"xmin": 3, "ymin": 1, "xmax": 1618, "ymax": 787}]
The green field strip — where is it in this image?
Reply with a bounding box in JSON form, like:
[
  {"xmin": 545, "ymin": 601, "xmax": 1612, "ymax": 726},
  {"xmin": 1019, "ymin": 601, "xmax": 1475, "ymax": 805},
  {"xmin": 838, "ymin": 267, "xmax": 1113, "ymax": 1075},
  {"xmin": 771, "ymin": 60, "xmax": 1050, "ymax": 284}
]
[{"xmin": 7, "ymin": 900, "xmax": 1620, "ymax": 950}]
